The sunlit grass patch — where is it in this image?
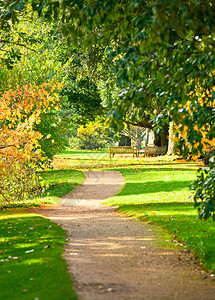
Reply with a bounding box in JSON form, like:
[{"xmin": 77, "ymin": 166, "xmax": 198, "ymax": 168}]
[
  {"xmin": 104, "ymin": 165, "xmax": 215, "ymax": 273},
  {"xmin": 53, "ymin": 148, "xmax": 198, "ymax": 171},
  {"xmin": 0, "ymin": 208, "xmax": 77, "ymax": 300},
  {"xmin": 1, "ymin": 169, "xmax": 85, "ymax": 209}
]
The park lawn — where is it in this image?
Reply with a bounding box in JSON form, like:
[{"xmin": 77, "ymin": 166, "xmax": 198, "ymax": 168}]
[
  {"xmin": 0, "ymin": 209, "xmax": 77, "ymax": 300},
  {"xmin": 3, "ymin": 169, "xmax": 85, "ymax": 209},
  {"xmin": 103, "ymin": 164, "xmax": 215, "ymax": 274},
  {"xmin": 0, "ymin": 169, "xmax": 85, "ymax": 299},
  {"xmin": 53, "ymin": 150, "xmax": 215, "ymax": 273},
  {"xmin": 53, "ymin": 148, "xmax": 176, "ymax": 170},
  {"xmin": 30, "ymin": 169, "xmax": 85, "ymax": 206}
]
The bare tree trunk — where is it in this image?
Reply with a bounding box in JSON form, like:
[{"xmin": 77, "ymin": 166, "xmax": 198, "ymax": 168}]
[
  {"xmin": 145, "ymin": 128, "xmax": 149, "ymax": 146},
  {"xmin": 135, "ymin": 127, "xmax": 142, "ymax": 150},
  {"xmin": 167, "ymin": 121, "xmax": 175, "ymax": 155},
  {"xmin": 122, "ymin": 126, "xmax": 145, "ymax": 149}
]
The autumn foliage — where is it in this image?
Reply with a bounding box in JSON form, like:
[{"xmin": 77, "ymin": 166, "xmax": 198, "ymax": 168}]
[
  {"xmin": 174, "ymin": 86, "xmax": 215, "ymax": 162},
  {"xmin": 0, "ymin": 83, "xmax": 61, "ymax": 205}
]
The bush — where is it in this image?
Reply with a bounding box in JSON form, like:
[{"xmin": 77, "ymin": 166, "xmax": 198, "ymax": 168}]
[
  {"xmin": 70, "ymin": 122, "xmax": 112, "ymax": 150},
  {"xmin": 0, "ymin": 157, "xmax": 41, "ymax": 206},
  {"xmin": 191, "ymin": 162, "xmax": 215, "ymax": 220}
]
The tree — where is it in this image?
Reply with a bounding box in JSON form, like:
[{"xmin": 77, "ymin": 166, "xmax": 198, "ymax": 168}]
[
  {"xmin": 121, "ymin": 126, "xmax": 145, "ymax": 150},
  {"xmin": 1, "ymin": 0, "xmax": 215, "ymax": 218},
  {"xmin": 0, "ymin": 10, "xmax": 71, "ymax": 159},
  {"xmin": 0, "ymin": 83, "xmax": 61, "ymax": 204},
  {"xmin": 71, "ymin": 120, "xmax": 111, "ymax": 150},
  {"xmin": 38, "ymin": 0, "xmax": 214, "ymax": 219},
  {"xmin": 60, "ymin": 47, "xmax": 106, "ymax": 124}
]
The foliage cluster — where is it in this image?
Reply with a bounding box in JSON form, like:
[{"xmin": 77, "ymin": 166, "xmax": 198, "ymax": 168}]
[
  {"xmin": 1, "ymin": 1, "xmax": 215, "ymax": 218},
  {"xmin": 34, "ymin": 0, "xmax": 215, "ymax": 219},
  {"xmin": 0, "ymin": 83, "xmax": 61, "ymax": 205},
  {"xmin": 75, "ymin": 122, "xmax": 111, "ymax": 150},
  {"xmin": 191, "ymin": 167, "xmax": 215, "ymax": 221},
  {"xmin": 174, "ymin": 86, "xmax": 215, "ymax": 162}
]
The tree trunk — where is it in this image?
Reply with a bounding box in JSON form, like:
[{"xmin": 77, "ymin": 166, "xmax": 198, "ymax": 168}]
[
  {"xmin": 154, "ymin": 124, "xmax": 169, "ymax": 154},
  {"xmin": 167, "ymin": 121, "xmax": 175, "ymax": 155},
  {"xmin": 135, "ymin": 127, "xmax": 142, "ymax": 150}
]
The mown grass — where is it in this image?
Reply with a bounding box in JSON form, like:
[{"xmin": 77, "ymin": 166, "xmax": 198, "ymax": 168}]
[
  {"xmin": 2, "ymin": 169, "xmax": 85, "ymax": 209},
  {"xmin": 103, "ymin": 165, "xmax": 215, "ymax": 274},
  {"xmin": 0, "ymin": 209, "xmax": 77, "ymax": 300},
  {"xmin": 53, "ymin": 148, "xmax": 184, "ymax": 170},
  {"xmin": 31, "ymin": 169, "xmax": 85, "ymax": 206},
  {"xmin": 0, "ymin": 168, "xmax": 85, "ymax": 299}
]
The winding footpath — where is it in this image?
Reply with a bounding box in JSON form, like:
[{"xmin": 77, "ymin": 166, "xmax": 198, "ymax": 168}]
[{"xmin": 35, "ymin": 171, "xmax": 215, "ymax": 300}]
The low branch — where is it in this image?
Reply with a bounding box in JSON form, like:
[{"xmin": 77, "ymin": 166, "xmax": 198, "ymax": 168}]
[
  {"xmin": 128, "ymin": 120, "xmax": 154, "ymax": 130},
  {"xmin": 0, "ymin": 39, "xmax": 37, "ymax": 52},
  {"xmin": 122, "ymin": 129, "xmax": 138, "ymax": 142}
]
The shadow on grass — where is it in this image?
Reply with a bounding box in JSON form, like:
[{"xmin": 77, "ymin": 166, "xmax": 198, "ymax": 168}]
[
  {"xmin": 118, "ymin": 202, "xmax": 194, "ymax": 215},
  {"xmin": 41, "ymin": 182, "xmax": 77, "ymax": 199},
  {"xmin": 117, "ymin": 166, "xmax": 197, "ymax": 173},
  {"xmin": 117, "ymin": 180, "xmax": 192, "ymax": 196},
  {"xmin": 1, "ymin": 169, "xmax": 84, "ymax": 210},
  {"xmin": 41, "ymin": 169, "xmax": 84, "ymax": 183}
]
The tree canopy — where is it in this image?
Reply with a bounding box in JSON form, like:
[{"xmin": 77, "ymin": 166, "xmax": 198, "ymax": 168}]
[{"xmin": 0, "ymin": 0, "xmax": 214, "ymax": 218}]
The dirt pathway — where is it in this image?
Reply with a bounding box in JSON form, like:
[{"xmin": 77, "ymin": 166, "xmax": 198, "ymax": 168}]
[{"xmin": 34, "ymin": 171, "xmax": 215, "ymax": 300}]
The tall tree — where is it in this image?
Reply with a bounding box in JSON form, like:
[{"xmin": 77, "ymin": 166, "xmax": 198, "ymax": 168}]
[{"xmin": 1, "ymin": 0, "xmax": 214, "ymax": 219}]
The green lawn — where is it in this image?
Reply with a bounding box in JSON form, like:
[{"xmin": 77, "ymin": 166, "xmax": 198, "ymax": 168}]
[
  {"xmin": 1, "ymin": 148, "xmax": 214, "ymax": 299},
  {"xmin": 0, "ymin": 168, "xmax": 85, "ymax": 299},
  {"xmin": 103, "ymin": 165, "xmax": 215, "ymax": 274},
  {"xmin": 0, "ymin": 209, "xmax": 77, "ymax": 300},
  {"xmin": 53, "ymin": 148, "xmax": 178, "ymax": 170}
]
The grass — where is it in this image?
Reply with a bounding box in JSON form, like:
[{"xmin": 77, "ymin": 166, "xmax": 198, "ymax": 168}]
[
  {"xmin": 3, "ymin": 169, "xmax": 85, "ymax": 208},
  {"xmin": 53, "ymin": 148, "xmax": 191, "ymax": 170},
  {"xmin": 103, "ymin": 165, "xmax": 215, "ymax": 274},
  {"xmin": 2, "ymin": 148, "xmax": 214, "ymax": 298},
  {"xmin": 0, "ymin": 209, "xmax": 77, "ymax": 300},
  {"xmin": 31, "ymin": 169, "xmax": 85, "ymax": 206},
  {"xmin": 0, "ymin": 168, "xmax": 85, "ymax": 299},
  {"xmin": 52, "ymin": 149, "xmax": 215, "ymax": 273}
]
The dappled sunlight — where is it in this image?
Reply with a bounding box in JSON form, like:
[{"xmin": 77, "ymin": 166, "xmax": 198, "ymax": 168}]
[
  {"xmin": 13, "ymin": 243, "xmax": 39, "ymax": 249},
  {"xmin": 0, "ymin": 209, "xmax": 75, "ymax": 299},
  {"xmin": 68, "ymin": 236, "xmax": 155, "ymax": 251},
  {"xmin": 20, "ymin": 258, "xmax": 45, "ymax": 265},
  {"xmin": 52, "ymin": 149, "xmax": 199, "ymax": 171}
]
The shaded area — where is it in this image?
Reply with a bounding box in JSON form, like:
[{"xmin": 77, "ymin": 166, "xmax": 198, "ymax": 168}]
[
  {"xmin": 0, "ymin": 169, "xmax": 85, "ymax": 209},
  {"xmin": 116, "ymin": 180, "xmax": 192, "ymax": 196}
]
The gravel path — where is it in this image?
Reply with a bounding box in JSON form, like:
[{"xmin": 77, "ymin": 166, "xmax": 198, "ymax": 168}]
[{"xmin": 34, "ymin": 171, "xmax": 215, "ymax": 300}]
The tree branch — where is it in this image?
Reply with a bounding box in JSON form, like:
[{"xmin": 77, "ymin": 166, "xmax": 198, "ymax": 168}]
[{"xmin": 0, "ymin": 39, "xmax": 37, "ymax": 52}]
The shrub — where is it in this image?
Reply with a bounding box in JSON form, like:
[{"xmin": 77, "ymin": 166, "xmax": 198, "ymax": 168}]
[{"xmin": 191, "ymin": 162, "xmax": 215, "ymax": 220}]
